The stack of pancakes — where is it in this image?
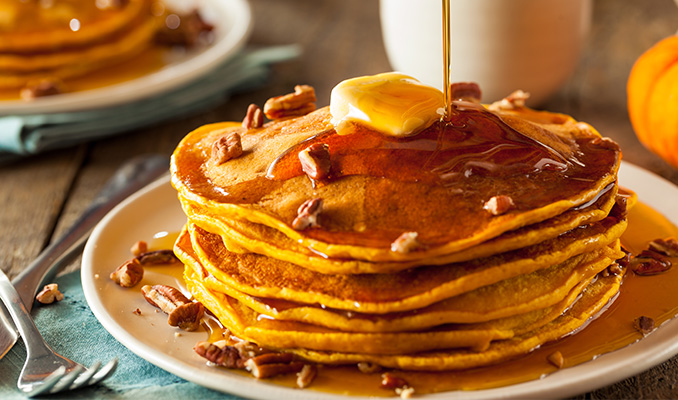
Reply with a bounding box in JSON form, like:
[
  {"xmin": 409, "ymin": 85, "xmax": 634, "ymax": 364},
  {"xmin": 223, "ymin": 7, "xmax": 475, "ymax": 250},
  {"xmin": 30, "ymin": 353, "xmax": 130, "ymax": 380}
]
[
  {"xmin": 171, "ymin": 82, "xmax": 628, "ymax": 372},
  {"xmin": 0, "ymin": 0, "xmax": 160, "ymax": 92}
]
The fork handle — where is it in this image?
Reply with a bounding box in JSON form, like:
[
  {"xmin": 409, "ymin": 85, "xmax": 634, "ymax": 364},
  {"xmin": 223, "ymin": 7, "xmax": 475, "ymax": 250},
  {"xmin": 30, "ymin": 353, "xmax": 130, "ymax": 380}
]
[{"xmin": 0, "ymin": 270, "xmax": 53, "ymax": 360}]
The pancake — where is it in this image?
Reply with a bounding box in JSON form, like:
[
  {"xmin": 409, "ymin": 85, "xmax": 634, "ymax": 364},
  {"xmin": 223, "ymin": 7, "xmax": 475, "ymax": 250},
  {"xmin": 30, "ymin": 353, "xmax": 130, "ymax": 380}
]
[
  {"xmin": 179, "ymin": 182, "xmax": 618, "ymax": 274},
  {"xmin": 171, "ymin": 101, "xmax": 621, "ymax": 262},
  {"xmin": 181, "ymin": 208, "xmax": 626, "ymax": 314}
]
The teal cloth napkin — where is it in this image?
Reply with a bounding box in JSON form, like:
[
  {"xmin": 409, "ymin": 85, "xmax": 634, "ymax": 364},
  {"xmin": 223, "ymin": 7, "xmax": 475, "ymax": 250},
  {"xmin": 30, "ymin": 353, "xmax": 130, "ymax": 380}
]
[
  {"xmin": 0, "ymin": 270, "xmax": 245, "ymax": 399},
  {"xmin": 0, "ymin": 45, "xmax": 301, "ymax": 163}
]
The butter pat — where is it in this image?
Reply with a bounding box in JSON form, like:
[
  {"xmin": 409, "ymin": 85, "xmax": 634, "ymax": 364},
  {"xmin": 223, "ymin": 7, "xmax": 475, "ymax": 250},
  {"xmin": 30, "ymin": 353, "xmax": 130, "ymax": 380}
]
[{"xmin": 329, "ymin": 72, "xmax": 444, "ymax": 137}]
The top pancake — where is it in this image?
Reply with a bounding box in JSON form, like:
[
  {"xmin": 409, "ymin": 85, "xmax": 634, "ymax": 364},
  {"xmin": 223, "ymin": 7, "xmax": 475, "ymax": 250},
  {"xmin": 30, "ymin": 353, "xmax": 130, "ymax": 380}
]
[{"xmin": 171, "ymin": 103, "xmax": 621, "ymax": 262}]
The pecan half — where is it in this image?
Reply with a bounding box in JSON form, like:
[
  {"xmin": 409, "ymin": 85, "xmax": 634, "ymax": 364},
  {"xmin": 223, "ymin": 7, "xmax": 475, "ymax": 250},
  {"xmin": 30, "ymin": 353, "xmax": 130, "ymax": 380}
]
[
  {"xmin": 110, "ymin": 258, "xmax": 144, "ymax": 288},
  {"xmin": 36, "ymin": 283, "xmax": 64, "ymax": 305},
  {"xmin": 242, "ymin": 104, "xmax": 264, "ymax": 129},
  {"xmin": 194, "ymin": 340, "xmax": 247, "ymax": 368},
  {"xmin": 263, "ymin": 85, "xmax": 316, "ymax": 120},
  {"xmin": 292, "ymin": 198, "xmax": 323, "ymax": 230},
  {"xmin": 488, "ymin": 90, "xmax": 530, "ymax": 111},
  {"xmin": 299, "ymin": 143, "xmax": 331, "ymax": 180},
  {"xmin": 449, "ymin": 82, "xmax": 481, "ymax": 103},
  {"xmin": 155, "ymin": 10, "xmax": 214, "ymax": 48},
  {"xmin": 648, "ymin": 237, "xmax": 678, "ymax": 257},
  {"xmin": 211, "ymin": 132, "xmax": 243, "ymax": 165},
  {"xmin": 244, "ymin": 353, "xmax": 304, "ymax": 379},
  {"xmin": 142, "ymin": 284, "xmax": 204, "ymax": 331},
  {"xmin": 633, "ymin": 315, "xmax": 655, "ymax": 336},
  {"xmin": 390, "ymin": 232, "xmax": 421, "ymax": 254},
  {"xmin": 483, "ymin": 195, "xmax": 515, "ymax": 216},
  {"xmin": 630, "ymin": 250, "xmax": 672, "ymax": 276}
]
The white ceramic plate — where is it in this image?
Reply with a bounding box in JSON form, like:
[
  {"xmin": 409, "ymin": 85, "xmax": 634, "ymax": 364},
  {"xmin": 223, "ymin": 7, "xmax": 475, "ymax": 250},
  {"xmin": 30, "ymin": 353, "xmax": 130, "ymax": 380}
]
[
  {"xmin": 0, "ymin": 0, "xmax": 251, "ymax": 115},
  {"xmin": 82, "ymin": 162, "xmax": 678, "ymax": 400}
]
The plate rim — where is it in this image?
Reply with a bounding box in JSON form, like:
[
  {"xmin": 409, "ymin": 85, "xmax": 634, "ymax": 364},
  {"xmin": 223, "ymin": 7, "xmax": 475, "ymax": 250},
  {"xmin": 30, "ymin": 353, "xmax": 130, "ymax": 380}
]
[
  {"xmin": 81, "ymin": 161, "xmax": 678, "ymax": 400},
  {"xmin": 0, "ymin": 0, "xmax": 252, "ymax": 115}
]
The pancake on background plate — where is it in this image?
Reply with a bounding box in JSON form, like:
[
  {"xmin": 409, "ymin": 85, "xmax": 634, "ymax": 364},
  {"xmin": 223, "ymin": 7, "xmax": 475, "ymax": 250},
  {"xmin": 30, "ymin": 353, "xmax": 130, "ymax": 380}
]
[{"xmin": 169, "ymin": 73, "xmax": 629, "ymax": 389}]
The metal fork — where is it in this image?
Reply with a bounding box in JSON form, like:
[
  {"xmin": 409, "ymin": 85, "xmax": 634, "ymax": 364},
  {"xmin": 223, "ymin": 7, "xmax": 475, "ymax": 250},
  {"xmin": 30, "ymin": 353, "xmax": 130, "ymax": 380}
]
[{"xmin": 0, "ymin": 269, "xmax": 117, "ymax": 396}]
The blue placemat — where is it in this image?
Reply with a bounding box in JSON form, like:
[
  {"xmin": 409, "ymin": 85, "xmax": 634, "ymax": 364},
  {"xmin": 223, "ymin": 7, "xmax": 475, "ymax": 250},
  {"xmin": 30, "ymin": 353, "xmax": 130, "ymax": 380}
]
[
  {"xmin": 0, "ymin": 270, "xmax": 246, "ymax": 399},
  {"xmin": 0, "ymin": 45, "xmax": 301, "ymax": 164}
]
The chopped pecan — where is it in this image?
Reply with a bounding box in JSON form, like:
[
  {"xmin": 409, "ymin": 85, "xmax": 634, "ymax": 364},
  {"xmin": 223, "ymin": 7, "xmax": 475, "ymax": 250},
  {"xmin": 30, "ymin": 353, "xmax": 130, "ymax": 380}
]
[
  {"xmin": 488, "ymin": 90, "xmax": 530, "ymax": 111},
  {"xmin": 449, "ymin": 82, "xmax": 481, "ymax": 103},
  {"xmin": 648, "ymin": 237, "xmax": 678, "ymax": 257},
  {"xmin": 142, "ymin": 284, "xmax": 204, "ymax": 331},
  {"xmin": 244, "ymin": 353, "xmax": 304, "ymax": 379},
  {"xmin": 357, "ymin": 362, "xmax": 382, "ymax": 374},
  {"xmin": 133, "ymin": 308, "xmax": 142, "ymax": 315},
  {"xmin": 630, "ymin": 250, "xmax": 672, "ymax": 276},
  {"xmin": 292, "ymin": 198, "xmax": 323, "ymax": 230},
  {"xmin": 299, "ymin": 143, "xmax": 331, "ymax": 180},
  {"xmin": 155, "ymin": 10, "xmax": 214, "ymax": 48},
  {"xmin": 396, "ymin": 386, "xmax": 415, "ymax": 399},
  {"xmin": 390, "ymin": 232, "xmax": 421, "ymax": 254},
  {"xmin": 547, "ymin": 350, "xmax": 564, "ymax": 368},
  {"xmin": 606, "ymin": 262, "xmax": 623, "ymax": 276},
  {"xmin": 194, "ymin": 340, "xmax": 246, "ymax": 368},
  {"xmin": 263, "ymin": 85, "xmax": 316, "ymax": 120},
  {"xmin": 20, "ymin": 79, "xmax": 64, "ymax": 100},
  {"xmin": 136, "ymin": 249, "xmax": 180, "ymax": 265},
  {"xmin": 211, "ymin": 132, "xmax": 243, "ymax": 165},
  {"xmin": 110, "ymin": 258, "xmax": 144, "ymax": 288},
  {"xmin": 130, "ymin": 240, "xmax": 148, "ymax": 257},
  {"xmin": 296, "ymin": 364, "xmax": 317, "ymax": 388},
  {"xmin": 633, "ymin": 316, "xmax": 655, "ymax": 336},
  {"xmin": 242, "ymin": 104, "xmax": 264, "ymax": 129},
  {"xmin": 36, "ymin": 283, "xmax": 64, "ymax": 305},
  {"xmin": 380, "ymin": 372, "xmax": 409, "ymax": 390},
  {"xmin": 483, "ymin": 195, "xmax": 515, "ymax": 216}
]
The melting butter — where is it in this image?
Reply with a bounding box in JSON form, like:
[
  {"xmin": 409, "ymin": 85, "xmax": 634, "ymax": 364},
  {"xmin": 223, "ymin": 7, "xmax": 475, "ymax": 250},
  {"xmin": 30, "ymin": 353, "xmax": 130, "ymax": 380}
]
[{"xmin": 329, "ymin": 72, "xmax": 444, "ymax": 137}]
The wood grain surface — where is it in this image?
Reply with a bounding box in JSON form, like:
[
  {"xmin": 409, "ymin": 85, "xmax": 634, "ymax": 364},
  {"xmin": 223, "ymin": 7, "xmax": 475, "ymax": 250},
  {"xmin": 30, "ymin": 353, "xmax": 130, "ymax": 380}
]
[{"xmin": 1, "ymin": 0, "xmax": 677, "ymax": 397}]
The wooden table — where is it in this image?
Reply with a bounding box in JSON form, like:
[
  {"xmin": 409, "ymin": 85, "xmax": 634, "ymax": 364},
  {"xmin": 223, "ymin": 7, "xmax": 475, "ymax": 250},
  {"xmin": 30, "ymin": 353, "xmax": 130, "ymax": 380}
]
[{"xmin": 1, "ymin": 0, "xmax": 677, "ymax": 398}]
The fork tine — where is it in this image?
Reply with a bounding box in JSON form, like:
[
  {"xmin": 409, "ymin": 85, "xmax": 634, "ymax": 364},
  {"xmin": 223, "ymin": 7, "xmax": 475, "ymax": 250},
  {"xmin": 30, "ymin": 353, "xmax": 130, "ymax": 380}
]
[
  {"xmin": 69, "ymin": 361, "xmax": 101, "ymax": 389},
  {"xmin": 89, "ymin": 358, "xmax": 118, "ymax": 385},
  {"xmin": 22, "ymin": 366, "xmax": 66, "ymax": 396},
  {"xmin": 48, "ymin": 364, "xmax": 84, "ymax": 393}
]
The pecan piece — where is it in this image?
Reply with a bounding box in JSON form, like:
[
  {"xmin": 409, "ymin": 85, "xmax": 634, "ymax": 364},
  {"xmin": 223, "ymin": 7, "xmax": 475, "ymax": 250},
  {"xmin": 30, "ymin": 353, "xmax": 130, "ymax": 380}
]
[
  {"xmin": 142, "ymin": 284, "xmax": 204, "ymax": 331},
  {"xmin": 547, "ymin": 350, "xmax": 564, "ymax": 368},
  {"xmin": 380, "ymin": 372, "xmax": 409, "ymax": 390},
  {"xmin": 263, "ymin": 85, "xmax": 316, "ymax": 120},
  {"xmin": 633, "ymin": 315, "xmax": 655, "ymax": 336},
  {"xmin": 194, "ymin": 340, "xmax": 247, "ymax": 368},
  {"xmin": 648, "ymin": 237, "xmax": 678, "ymax": 257},
  {"xmin": 20, "ymin": 79, "xmax": 65, "ymax": 100},
  {"xmin": 299, "ymin": 143, "xmax": 331, "ymax": 180},
  {"xmin": 155, "ymin": 10, "xmax": 214, "ymax": 48},
  {"xmin": 242, "ymin": 103, "xmax": 264, "ymax": 129},
  {"xmin": 36, "ymin": 283, "xmax": 64, "ymax": 305},
  {"xmin": 110, "ymin": 258, "xmax": 144, "ymax": 288},
  {"xmin": 391, "ymin": 232, "xmax": 421, "ymax": 254},
  {"xmin": 488, "ymin": 90, "xmax": 530, "ymax": 111},
  {"xmin": 357, "ymin": 362, "xmax": 382, "ymax": 374},
  {"xmin": 211, "ymin": 132, "xmax": 243, "ymax": 165},
  {"xmin": 483, "ymin": 195, "xmax": 515, "ymax": 215},
  {"xmin": 449, "ymin": 82, "xmax": 482, "ymax": 103},
  {"xmin": 136, "ymin": 249, "xmax": 180, "ymax": 265},
  {"xmin": 292, "ymin": 198, "xmax": 323, "ymax": 230},
  {"xmin": 296, "ymin": 364, "xmax": 318, "ymax": 388},
  {"xmin": 244, "ymin": 353, "xmax": 304, "ymax": 379},
  {"xmin": 130, "ymin": 240, "xmax": 148, "ymax": 257}
]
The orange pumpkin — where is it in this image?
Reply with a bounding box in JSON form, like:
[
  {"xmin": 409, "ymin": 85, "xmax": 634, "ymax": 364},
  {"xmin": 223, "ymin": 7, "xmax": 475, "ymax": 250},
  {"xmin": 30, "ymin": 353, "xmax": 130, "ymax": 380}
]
[{"xmin": 627, "ymin": 35, "xmax": 678, "ymax": 168}]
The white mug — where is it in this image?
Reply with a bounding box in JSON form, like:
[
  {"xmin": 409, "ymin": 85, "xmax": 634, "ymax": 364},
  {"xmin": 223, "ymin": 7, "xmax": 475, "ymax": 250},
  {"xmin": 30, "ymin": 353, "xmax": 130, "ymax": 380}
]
[{"xmin": 380, "ymin": 0, "xmax": 592, "ymax": 105}]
